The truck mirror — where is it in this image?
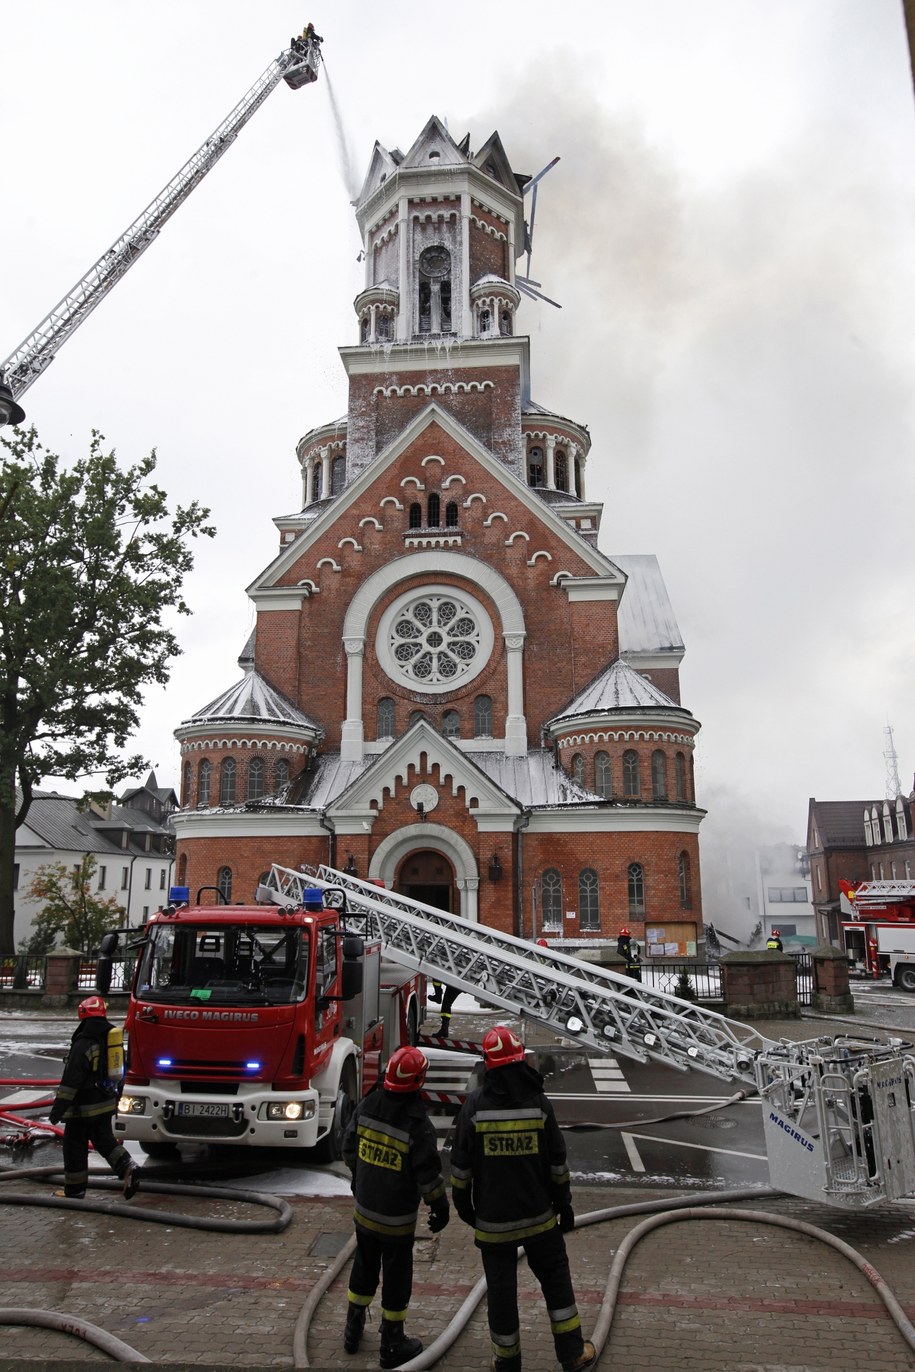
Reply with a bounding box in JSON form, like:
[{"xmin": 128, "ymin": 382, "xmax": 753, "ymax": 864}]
[{"xmin": 95, "ymin": 931, "xmax": 119, "ymax": 996}]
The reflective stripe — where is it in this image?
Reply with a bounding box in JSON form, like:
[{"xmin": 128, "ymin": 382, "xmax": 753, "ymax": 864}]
[
  {"xmin": 358, "ymin": 1122, "xmax": 410, "ymax": 1153},
  {"xmin": 475, "ymin": 1213, "xmax": 558, "ymax": 1244},
  {"xmin": 347, "ymin": 1289, "xmax": 373, "ymax": 1308},
  {"xmin": 381, "ymin": 1307, "xmax": 408, "ymax": 1322},
  {"xmin": 354, "ymin": 1206, "xmax": 417, "ymax": 1238},
  {"xmin": 550, "ymin": 1313, "xmax": 582, "ymax": 1335},
  {"xmin": 492, "ymin": 1335, "xmax": 522, "ymax": 1358}
]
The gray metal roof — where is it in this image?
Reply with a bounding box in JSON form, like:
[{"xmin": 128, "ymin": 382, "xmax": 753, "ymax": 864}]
[
  {"xmin": 469, "ymin": 751, "xmax": 602, "ymax": 807},
  {"xmin": 296, "ymin": 754, "xmax": 370, "ymax": 809},
  {"xmin": 549, "ymin": 658, "xmax": 681, "ymax": 725},
  {"xmin": 612, "ymin": 554, "xmax": 684, "ymax": 655},
  {"xmin": 16, "ymin": 791, "xmax": 171, "ymax": 855},
  {"xmin": 184, "ymin": 669, "xmax": 319, "ymax": 732}
]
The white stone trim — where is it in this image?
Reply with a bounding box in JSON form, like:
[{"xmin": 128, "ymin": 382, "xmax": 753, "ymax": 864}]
[{"xmin": 369, "ymin": 823, "xmax": 480, "ymax": 923}]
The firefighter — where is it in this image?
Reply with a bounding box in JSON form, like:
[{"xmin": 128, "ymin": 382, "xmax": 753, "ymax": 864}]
[
  {"xmin": 450, "ymin": 1025, "xmax": 596, "ymax": 1372},
  {"xmin": 47, "ymin": 996, "xmax": 140, "ymax": 1200},
  {"xmin": 430, "ymin": 982, "xmax": 459, "ymax": 1038},
  {"xmin": 341, "ymin": 1046, "xmax": 448, "ymax": 1368},
  {"xmin": 616, "ymin": 927, "xmax": 642, "ymax": 981},
  {"xmin": 766, "ymin": 929, "xmax": 784, "ymax": 952}
]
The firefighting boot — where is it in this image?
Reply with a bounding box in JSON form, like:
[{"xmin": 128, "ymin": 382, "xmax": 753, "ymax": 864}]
[
  {"xmin": 491, "ymin": 1356, "xmax": 522, "ymax": 1372},
  {"xmin": 379, "ymin": 1317, "xmax": 423, "ymax": 1369},
  {"xmin": 561, "ymin": 1341, "xmax": 596, "ymax": 1372},
  {"xmin": 343, "ymin": 1301, "xmax": 367, "ymax": 1354}
]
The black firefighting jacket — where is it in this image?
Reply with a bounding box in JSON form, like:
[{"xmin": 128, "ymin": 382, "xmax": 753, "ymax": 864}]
[
  {"xmin": 51, "ymin": 1017, "xmax": 119, "ymax": 1122},
  {"xmin": 450, "ymin": 1060, "xmax": 571, "ymax": 1246},
  {"xmin": 342, "ymin": 1084, "xmax": 447, "ymax": 1242}
]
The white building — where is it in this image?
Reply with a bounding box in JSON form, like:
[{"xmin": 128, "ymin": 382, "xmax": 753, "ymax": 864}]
[{"xmin": 14, "ymin": 773, "xmax": 176, "ymax": 946}]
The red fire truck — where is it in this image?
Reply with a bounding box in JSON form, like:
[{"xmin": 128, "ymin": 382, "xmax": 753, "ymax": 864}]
[
  {"xmin": 839, "ymin": 879, "xmax": 915, "ymax": 989},
  {"xmin": 98, "ymin": 883, "xmax": 424, "ymax": 1161}
]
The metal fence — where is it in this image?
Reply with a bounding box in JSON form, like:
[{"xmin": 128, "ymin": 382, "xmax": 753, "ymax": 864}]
[
  {"xmin": 76, "ymin": 957, "xmax": 131, "ymax": 993},
  {"xmin": 0, "ymin": 955, "xmax": 46, "ymax": 990},
  {"xmin": 639, "ymin": 955, "xmax": 813, "ymax": 1007}
]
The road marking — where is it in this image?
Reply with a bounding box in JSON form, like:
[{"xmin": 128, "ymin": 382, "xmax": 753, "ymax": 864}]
[
  {"xmin": 587, "ymin": 1057, "xmax": 631, "ymax": 1094},
  {"xmin": 620, "ymin": 1132, "xmax": 645, "ymax": 1171},
  {"xmin": 624, "ymin": 1131, "xmax": 765, "ymax": 1161}
]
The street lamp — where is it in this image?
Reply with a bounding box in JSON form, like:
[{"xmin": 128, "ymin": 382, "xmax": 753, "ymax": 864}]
[{"xmin": 0, "ymin": 373, "xmax": 25, "ymax": 428}]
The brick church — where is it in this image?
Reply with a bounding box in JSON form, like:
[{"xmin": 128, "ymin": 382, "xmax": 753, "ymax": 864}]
[{"xmin": 172, "ymin": 116, "xmax": 705, "ymax": 959}]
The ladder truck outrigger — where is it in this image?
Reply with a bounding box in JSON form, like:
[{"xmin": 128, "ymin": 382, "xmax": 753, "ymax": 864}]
[
  {"xmin": 249, "ymin": 863, "xmax": 915, "ymax": 1212},
  {"xmin": 0, "ymin": 28, "xmax": 323, "ymax": 421}
]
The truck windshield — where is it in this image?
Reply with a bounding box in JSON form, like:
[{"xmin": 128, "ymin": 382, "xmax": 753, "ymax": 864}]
[{"xmin": 135, "ymin": 922, "xmax": 308, "ymax": 1005}]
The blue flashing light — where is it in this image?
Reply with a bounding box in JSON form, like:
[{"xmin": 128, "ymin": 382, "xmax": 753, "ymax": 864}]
[
  {"xmin": 169, "ymin": 886, "xmax": 190, "ymax": 904},
  {"xmin": 245, "ymin": 1061, "xmax": 262, "ymax": 1072},
  {"xmin": 157, "ymin": 1058, "xmax": 173, "ymax": 1068}
]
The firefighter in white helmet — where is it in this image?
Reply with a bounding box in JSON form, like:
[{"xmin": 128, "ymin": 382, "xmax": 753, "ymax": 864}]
[{"xmin": 450, "ymin": 1025, "xmax": 595, "ymax": 1372}]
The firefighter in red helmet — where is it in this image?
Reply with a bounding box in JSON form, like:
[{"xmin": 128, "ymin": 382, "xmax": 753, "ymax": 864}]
[
  {"xmin": 450, "ymin": 1026, "xmax": 595, "ymax": 1372},
  {"xmin": 341, "ymin": 1046, "xmax": 448, "ymax": 1367},
  {"xmin": 47, "ymin": 997, "xmax": 140, "ymax": 1200}
]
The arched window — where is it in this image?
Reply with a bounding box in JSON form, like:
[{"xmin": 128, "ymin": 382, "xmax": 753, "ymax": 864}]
[
  {"xmin": 499, "ymin": 309, "xmax": 512, "ymax": 336},
  {"xmin": 542, "ymin": 868, "xmax": 563, "ymax": 929},
  {"xmin": 219, "ymin": 757, "xmax": 236, "ymax": 806},
  {"xmin": 623, "ymin": 749, "xmax": 640, "ymax": 797},
  {"xmin": 678, "ymin": 851, "xmax": 692, "ymax": 908},
  {"xmin": 331, "ymin": 455, "xmax": 346, "ymax": 496},
  {"xmin": 571, "ymin": 753, "xmax": 584, "ymax": 785},
  {"xmin": 360, "ymin": 315, "xmax": 370, "ymax": 342},
  {"xmin": 442, "ymin": 710, "xmax": 461, "ymax": 739},
  {"xmin": 872, "ymin": 807, "xmax": 881, "ymax": 845},
  {"xmin": 574, "ymin": 458, "xmax": 583, "ymax": 498},
  {"xmin": 274, "ymin": 758, "xmax": 290, "ymax": 790},
  {"xmin": 675, "ymin": 752, "xmax": 687, "ymax": 802},
  {"xmin": 377, "ymin": 697, "xmax": 395, "ymax": 738},
  {"xmin": 182, "ymin": 761, "xmax": 191, "ymax": 806},
  {"xmin": 651, "ymin": 750, "xmax": 667, "ymax": 800},
  {"xmin": 479, "ymin": 307, "xmax": 491, "ymax": 334},
  {"xmin": 579, "ymin": 868, "xmax": 600, "ymax": 930},
  {"xmin": 528, "ymin": 446, "xmax": 544, "ymax": 487},
  {"xmin": 628, "ymin": 862, "xmax": 645, "ymax": 915},
  {"xmin": 409, "ymin": 502, "xmax": 423, "ymax": 529},
  {"xmin": 897, "ymin": 798, "xmax": 908, "ymax": 840},
  {"xmin": 377, "ymin": 311, "xmax": 393, "ymax": 340},
  {"xmin": 445, "ymin": 501, "xmax": 459, "ymax": 528},
  {"xmin": 864, "ymin": 808, "xmax": 873, "ymax": 845},
  {"xmin": 217, "ymin": 866, "xmax": 233, "ymax": 904},
  {"xmin": 247, "ymin": 756, "xmax": 265, "ymax": 801},
  {"xmin": 554, "ymin": 448, "xmax": 568, "ymax": 492},
  {"xmin": 198, "ymin": 759, "xmax": 211, "ymax": 808},
  {"xmin": 883, "ymin": 803, "xmax": 893, "ymax": 843},
  {"xmin": 474, "ymin": 695, "xmax": 493, "ymax": 738},
  {"xmin": 427, "ymin": 492, "xmax": 440, "ymax": 527},
  {"xmin": 595, "ymin": 751, "xmax": 612, "ymax": 799}
]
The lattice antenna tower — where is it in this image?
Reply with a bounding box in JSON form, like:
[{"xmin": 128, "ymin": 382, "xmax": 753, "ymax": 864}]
[{"xmin": 884, "ymin": 723, "xmax": 903, "ymax": 800}]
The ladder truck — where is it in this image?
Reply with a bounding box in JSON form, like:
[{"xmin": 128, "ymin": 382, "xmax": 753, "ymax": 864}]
[
  {"xmin": 257, "ymin": 864, "xmax": 915, "ymax": 1212},
  {"xmin": 0, "ymin": 29, "xmax": 322, "ymax": 420},
  {"xmin": 840, "ymin": 880, "xmax": 915, "ymax": 988}
]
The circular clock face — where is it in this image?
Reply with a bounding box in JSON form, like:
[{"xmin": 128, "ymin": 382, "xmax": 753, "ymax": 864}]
[
  {"xmin": 376, "ymin": 585, "xmax": 495, "ymax": 694},
  {"xmin": 419, "ymin": 246, "xmax": 450, "ymax": 278}
]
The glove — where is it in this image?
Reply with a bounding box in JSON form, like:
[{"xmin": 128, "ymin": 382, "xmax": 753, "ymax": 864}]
[
  {"xmin": 48, "ymin": 1103, "xmax": 64, "ymax": 1126},
  {"xmin": 557, "ymin": 1206, "xmax": 575, "ymax": 1233},
  {"xmin": 428, "ymin": 1201, "xmax": 450, "ymax": 1233}
]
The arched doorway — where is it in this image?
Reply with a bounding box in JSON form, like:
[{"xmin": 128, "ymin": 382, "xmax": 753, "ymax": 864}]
[{"xmin": 396, "ymin": 848, "xmax": 455, "ymax": 914}]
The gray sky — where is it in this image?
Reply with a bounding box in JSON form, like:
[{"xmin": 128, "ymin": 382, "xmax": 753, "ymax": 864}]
[{"xmin": 3, "ymin": 1, "xmax": 915, "ymax": 848}]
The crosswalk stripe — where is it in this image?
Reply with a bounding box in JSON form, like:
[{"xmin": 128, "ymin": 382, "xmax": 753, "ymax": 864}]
[{"xmin": 587, "ymin": 1057, "xmax": 631, "ymax": 1094}]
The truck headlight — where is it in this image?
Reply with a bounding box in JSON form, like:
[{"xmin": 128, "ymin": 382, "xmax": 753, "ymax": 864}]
[
  {"xmin": 118, "ymin": 1095, "xmax": 147, "ymax": 1116},
  {"xmin": 264, "ymin": 1101, "xmax": 314, "ymax": 1121}
]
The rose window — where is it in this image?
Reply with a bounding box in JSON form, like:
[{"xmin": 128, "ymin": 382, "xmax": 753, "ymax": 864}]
[{"xmin": 390, "ymin": 595, "xmax": 481, "ymax": 684}]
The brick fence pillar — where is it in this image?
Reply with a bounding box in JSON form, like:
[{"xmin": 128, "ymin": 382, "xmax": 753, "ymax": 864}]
[
  {"xmin": 44, "ymin": 947, "xmax": 81, "ymax": 1005},
  {"xmin": 811, "ymin": 943, "xmax": 854, "ymax": 1015},
  {"xmin": 721, "ymin": 951, "xmax": 799, "ymax": 1020}
]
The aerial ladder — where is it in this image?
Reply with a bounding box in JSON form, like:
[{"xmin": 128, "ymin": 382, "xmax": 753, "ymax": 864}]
[
  {"xmin": 0, "ymin": 30, "xmax": 323, "ymax": 419},
  {"xmin": 259, "ymin": 863, "xmax": 915, "ymax": 1210}
]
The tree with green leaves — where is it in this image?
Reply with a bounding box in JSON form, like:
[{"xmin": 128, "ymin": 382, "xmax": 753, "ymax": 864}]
[
  {"xmin": 23, "ymin": 855, "xmax": 125, "ymax": 953},
  {"xmin": 0, "ymin": 427, "xmax": 214, "ymax": 953}
]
